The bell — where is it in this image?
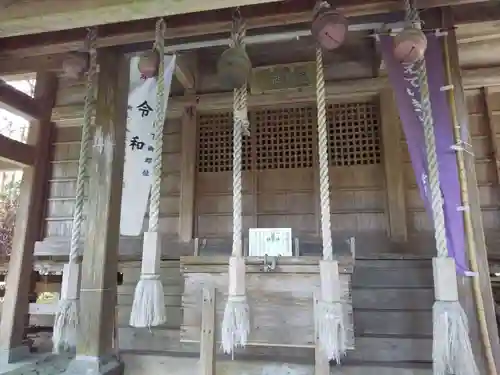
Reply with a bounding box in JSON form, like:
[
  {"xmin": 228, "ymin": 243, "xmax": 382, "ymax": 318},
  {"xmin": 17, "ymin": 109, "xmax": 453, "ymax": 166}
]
[
  {"xmin": 217, "ymin": 45, "xmax": 252, "ymax": 90},
  {"xmin": 311, "ymin": 7, "xmax": 348, "ymax": 51},
  {"xmin": 138, "ymin": 50, "xmax": 160, "ymax": 78},
  {"xmin": 393, "ymin": 28, "xmax": 427, "ymax": 64},
  {"xmin": 62, "ymin": 52, "xmax": 89, "ymax": 80}
]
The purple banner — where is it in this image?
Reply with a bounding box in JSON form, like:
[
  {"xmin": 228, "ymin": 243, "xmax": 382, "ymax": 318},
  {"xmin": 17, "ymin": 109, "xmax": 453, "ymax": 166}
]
[{"xmin": 379, "ymin": 34, "xmax": 467, "ymax": 274}]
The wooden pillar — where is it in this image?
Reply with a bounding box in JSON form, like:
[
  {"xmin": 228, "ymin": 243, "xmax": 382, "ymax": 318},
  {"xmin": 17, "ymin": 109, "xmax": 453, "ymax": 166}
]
[
  {"xmin": 178, "ymin": 105, "xmax": 197, "ymax": 242},
  {"xmin": 199, "ymin": 287, "xmax": 216, "ymax": 375},
  {"xmin": 0, "ymin": 72, "xmax": 57, "ymax": 364},
  {"xmin": 379, "ymin": 88, "xmax": 407, "ymax": 242},
  {"xmin": 482, "ymin": 87, "xmax": 500, "ymax": 185},
  {"xmin": 66, "ymin": 48, "xmax": 128, "ymax": 375},
  {"xmin": 442, "ymin": 8, "xmax": 500, "ymax": 371}
]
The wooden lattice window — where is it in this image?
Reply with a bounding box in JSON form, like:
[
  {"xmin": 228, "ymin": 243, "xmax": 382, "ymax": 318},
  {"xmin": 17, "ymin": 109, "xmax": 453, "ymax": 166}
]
[
  {"xmin": 197, "ymin": 112, "xmax": 251, "ymax": 172},
  {"xmin": 327, "ymin": 102, "xmax": 381, "ymax": 166},
  {"xmin": 253, "ymin": 106, "xmax": 314, "ymax": 170}
]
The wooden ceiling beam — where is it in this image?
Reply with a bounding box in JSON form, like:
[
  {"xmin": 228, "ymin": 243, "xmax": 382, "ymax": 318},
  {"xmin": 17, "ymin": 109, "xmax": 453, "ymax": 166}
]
[
  {"xmin": 0, "ymin": 80, "xmax": 40, "ymax": 121},
  {"xmin": 0, "ymin": 134, "xmax": 35, "ymax": 167},
  {"xmin": 0, "ymin": 0, "xmax": 492, "ymax": 58}
]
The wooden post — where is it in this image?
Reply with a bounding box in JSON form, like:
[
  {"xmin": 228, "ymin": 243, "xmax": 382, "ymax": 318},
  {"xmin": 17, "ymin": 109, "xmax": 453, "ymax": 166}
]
[
  {"xmin": 482, "ymin": 87, "xmax": 500, "ymax": 185},
  {"xmin": 313, "ymin": 295, "xmax": 329, "ymax": 375},
  {"xmin": 199, "ymin": 287, "xmax": 216, "ymax": 375},
  {"xmin": 0, "ymin": 72, "xmax": 57, "ymax": 364},
  {"xmin": 178, "ymin": 105, "xmax": 197, "ymax": 242},
  {"xmin": 65, "ymin": 48, "xmax": 128, "ymax": 375},
  {"xmin": 379, "ymin": 88, "xmax": 408, "ymax": 242},
  {"xmin": 442, "ymin": 8, "xmax": 500, "ymax": 371}
]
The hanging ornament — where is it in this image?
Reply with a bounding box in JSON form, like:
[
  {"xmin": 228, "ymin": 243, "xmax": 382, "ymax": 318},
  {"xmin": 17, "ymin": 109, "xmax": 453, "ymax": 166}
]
[
  {"xmin": 311, "ymin": 2, "xmax": 348, "ymax": 51},
  {"xmin": 393, "ymin": 28, "xmax": 427, "ymax": 64},
  {"xmin": 217, "ymin": 45, "xmax": 252, "ymax": 90},
  {"xmin": 138, "ymin": 50, "xmax": 160, "ymax": 78},
  {"xmin": 62, "ymin": 52, "xmax": 89, "ymax": 80}
]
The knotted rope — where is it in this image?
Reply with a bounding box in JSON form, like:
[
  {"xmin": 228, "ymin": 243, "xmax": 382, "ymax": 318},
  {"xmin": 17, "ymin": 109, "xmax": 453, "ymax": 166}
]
[
  {"xmin": 70, "ymin": 28, "xmax": 97, "ymax": 263},
  {"xmin": 315, "ymin": 43, "xmax": 347, "ymax": 363},
  {"xmin": 231, "ymin": 15, "xmax": 248, "ymax": 257},
  {"xmin": 403, "ymin": 1, "xmax": 448, "ymax": 259},
  {"xmin": 221, "ymin": 12, "xmax": 250, "ymax": 355},
  {"xmin": 401, "ymin": 2, "xmax": 478, "ymax": 375},
  {"xmin": 149, "ymin": 19, "xmax": 166, "ymax": 233},
  {"xmin": 53, "ymin": 27, "xmax": 97, "ymax": 353},
  {"xmin": 316, "ymin": 47, "xmax": 333, "ymax": 262}
]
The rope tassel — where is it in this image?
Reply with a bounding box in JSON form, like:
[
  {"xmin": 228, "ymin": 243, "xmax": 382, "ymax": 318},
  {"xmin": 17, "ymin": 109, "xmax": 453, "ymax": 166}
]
[
  {"xmin": 129, "ymin": 19, "xmax": 168, "ymax": 328},
  {"xmin": 221, "ymin": 14, "xmax": 251, "ymax": 355},
  {"xmin": 401, "ymin": 1, "xmax": 478, "ymax": 374},
  {"xmin": 53, "ymin": 27, "xmax": 97, "ymax": 353},
  {"xmin": 315, "ymin": 44, "xmax": 347, "ymax": 363}
]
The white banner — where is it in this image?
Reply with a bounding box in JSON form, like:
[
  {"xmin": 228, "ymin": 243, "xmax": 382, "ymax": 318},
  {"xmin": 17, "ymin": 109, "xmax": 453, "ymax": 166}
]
[{"xmin": 120, "ymin": 55, "xmax": 177, "ymax": 236}]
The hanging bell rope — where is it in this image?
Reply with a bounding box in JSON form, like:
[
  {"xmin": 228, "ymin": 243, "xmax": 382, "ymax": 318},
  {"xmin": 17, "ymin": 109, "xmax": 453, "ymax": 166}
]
[
  {"xmin": 129, "ymin": 18, "xmax": 167, "ymax": 328},
  {"xmin": 400, "ymin": 2, "xmax": 478, "ymax": 375},
  {"xmin": 53, "ymin": 27, "xmax": 97, "ymax": 353},
  {"xmin": 314, "ymin": 37, "xmax": 347, "ymax": 362},
  {"xmin": 221, "ymin": 11, "xmax": 250, "ymax": 355}
]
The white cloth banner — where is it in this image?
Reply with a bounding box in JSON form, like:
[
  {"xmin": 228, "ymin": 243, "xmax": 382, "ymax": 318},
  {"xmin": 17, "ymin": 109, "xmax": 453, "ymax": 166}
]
[{"xmin": 120, "ymin": 55, "xmax": 177, "ymax": 236}]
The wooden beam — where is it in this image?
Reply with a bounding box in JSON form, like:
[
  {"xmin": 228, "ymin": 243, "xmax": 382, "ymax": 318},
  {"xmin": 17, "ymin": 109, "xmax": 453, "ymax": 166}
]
[
  {"xmin": 442, "ymin": 7, "xmax": 500, "ymax": 371},
  {"xmin": 0, "ymin": 134, "xmax": 35, "ymax": 167},
  {"xmin": 379, "ymin": 89, "xmax": 407, "ymax": 242},
  {"xmin": 0, "ymin": 54, "xmax": 69, "ymax": 76},
  {"xmin": 0, "ymin": 0, "xmax": 492, "ymax": 58},
  {"xmin": 171, "ymin": 66, "xmax": 500, "ymax": 112},
  {"xmin": 0, "ymin": 80, "xmax": 40, "ymax": 121},
  {"xmin": 0, "ymin": 72, "xmax": 57, "ymax": 364},
  {"xmin": 67, "ymin": 49, "xmax": 128, "ymax": 371}
]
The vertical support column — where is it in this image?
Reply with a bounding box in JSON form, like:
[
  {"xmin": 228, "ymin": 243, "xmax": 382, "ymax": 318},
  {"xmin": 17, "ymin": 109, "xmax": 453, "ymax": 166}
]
[
  {"xmin": 442, "ymin": 8, "xmax": 500, "ymax": 370},
  {"xmin": 380, "ymin": 88, "xmax": 407, "ymax": 242},
  {"xmin": 178, "ymin": 104, "xmax": 197, "ymax": 242},
  {"xmin": 199, "ymin": 287, "xmax": 216, "ymax": 375},
  {"xmin": 66, "ymin": 48, "xmax": 129, "ymax": 375},
  {"xmin": 482, "ymin": 87, "xmax": 500, "ymax": 185},
  {"xmin": 0, "ymin": 72, "xmax": 57, "ymax": 364}
]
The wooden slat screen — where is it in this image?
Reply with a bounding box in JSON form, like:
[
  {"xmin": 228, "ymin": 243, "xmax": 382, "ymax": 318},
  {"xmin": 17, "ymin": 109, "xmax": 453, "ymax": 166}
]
[
  {"xmin": 197, "ymin": 101, "xmax": 381, "ymax": 172},
  {"xmin": 253, "ymin": 106, "xmax": 314, "ymax": 170},
  {"xmin": 327, "ymin": 102, "xmax": 381, "ymax": 167}
]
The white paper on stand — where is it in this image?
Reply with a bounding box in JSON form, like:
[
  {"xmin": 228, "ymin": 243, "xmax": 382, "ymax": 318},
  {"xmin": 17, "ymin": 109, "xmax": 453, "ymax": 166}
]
[{"xmin": 120, "ymin": 55, "xmax": 177, "ymax": 236}]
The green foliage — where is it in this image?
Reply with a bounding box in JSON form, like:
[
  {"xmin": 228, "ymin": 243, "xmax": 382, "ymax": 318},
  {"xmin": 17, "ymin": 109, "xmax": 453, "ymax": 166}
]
[{"xmin": 0, "ymin": 180, "xmax": 20, "ymax": 257}]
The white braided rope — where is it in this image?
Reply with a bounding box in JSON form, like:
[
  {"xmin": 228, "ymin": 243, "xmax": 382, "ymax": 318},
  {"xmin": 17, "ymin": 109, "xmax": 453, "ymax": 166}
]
[
  {"xmin": 69, "ymin": 28, "xmax": 97, "ymax": 264},
  {"xmin": 316, "ymin": 47, "xmax": 334, "ymax": 261},
  {"xmin": 231, "ymin": 17, "xmax": 247, "ymax": 257},
  {"xmin": 404, "ymin": 0, "xmax": 448, "ymax": 258},
  {"xmin": 148, "ymin": 19, "xmax": 166, "ymax": 233}
]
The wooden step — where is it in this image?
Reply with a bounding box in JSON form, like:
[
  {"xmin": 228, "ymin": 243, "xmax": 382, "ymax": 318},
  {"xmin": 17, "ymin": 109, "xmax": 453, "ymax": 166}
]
[{"xmin": 119, "ymin": 326, "xmax": 431, "ymax": 365}]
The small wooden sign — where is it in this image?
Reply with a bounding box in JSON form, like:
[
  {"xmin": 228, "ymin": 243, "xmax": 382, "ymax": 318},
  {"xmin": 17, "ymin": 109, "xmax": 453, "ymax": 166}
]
[{"xmin": 250, "ymin": 62, "xmax": 315, "ymax": 94}]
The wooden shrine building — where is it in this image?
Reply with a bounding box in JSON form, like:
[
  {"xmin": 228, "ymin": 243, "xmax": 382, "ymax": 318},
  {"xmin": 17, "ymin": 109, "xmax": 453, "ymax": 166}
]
[{"xmin": 0, "ymin": 1, "xmax": 499, "ymax": 374}]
